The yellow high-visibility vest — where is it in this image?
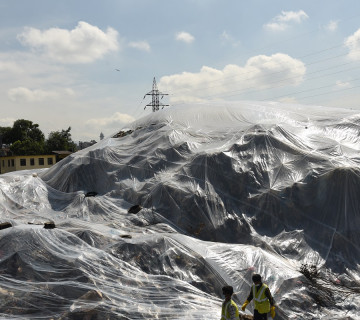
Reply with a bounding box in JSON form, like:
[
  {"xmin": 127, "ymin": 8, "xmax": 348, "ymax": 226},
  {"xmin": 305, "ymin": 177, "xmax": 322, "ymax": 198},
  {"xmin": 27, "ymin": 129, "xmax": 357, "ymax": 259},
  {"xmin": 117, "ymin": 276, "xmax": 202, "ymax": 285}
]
[
  {"xmin": 221, "ymin": 299, "xmax": 239, "ymax": 320},
  {"xmin": 252, "ymin": 283, "xmax": 271, "ymax": 314}
]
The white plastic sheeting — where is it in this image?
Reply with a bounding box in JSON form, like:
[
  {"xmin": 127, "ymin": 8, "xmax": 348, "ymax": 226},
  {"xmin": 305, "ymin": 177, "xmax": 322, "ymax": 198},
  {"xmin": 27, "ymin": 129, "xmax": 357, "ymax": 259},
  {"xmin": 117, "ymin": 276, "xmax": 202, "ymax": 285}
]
[{"xmin": 0, "ymin": 101, "xmax": 360, "ymax": 319}]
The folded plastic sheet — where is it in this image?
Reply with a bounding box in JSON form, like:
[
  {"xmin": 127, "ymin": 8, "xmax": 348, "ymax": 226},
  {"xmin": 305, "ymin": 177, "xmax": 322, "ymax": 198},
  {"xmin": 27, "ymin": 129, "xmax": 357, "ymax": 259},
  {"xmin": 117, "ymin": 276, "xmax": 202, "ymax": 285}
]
[{"xmin": 0, "ymin": 101, "xmax": 359, "ymax": 319}]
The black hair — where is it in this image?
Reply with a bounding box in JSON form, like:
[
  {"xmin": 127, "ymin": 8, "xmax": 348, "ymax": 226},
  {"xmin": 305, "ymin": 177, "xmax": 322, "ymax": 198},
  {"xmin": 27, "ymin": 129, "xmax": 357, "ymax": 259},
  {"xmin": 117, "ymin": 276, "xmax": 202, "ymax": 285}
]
[
  {"xmin": 222, "ymin": 285, "xmax": 234, "ymax": 295},
  {"xmin": 252, "ymin": 273, "xmax": 262, "ymax": 283}
]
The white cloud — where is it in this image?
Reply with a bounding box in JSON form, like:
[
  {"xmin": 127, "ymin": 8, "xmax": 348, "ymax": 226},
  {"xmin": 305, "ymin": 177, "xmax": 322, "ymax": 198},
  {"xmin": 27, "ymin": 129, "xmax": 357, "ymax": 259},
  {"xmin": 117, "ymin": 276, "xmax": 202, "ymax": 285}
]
[
  {"xmin": 264, "ymin": 10, "xmax": 309, "ymax": 31},
  {"xmin": 128, "ymin": 41, "xmax": 151, "ymax": 52},
  {"xmin": 0, "ymin": 60, "xmax": 22, "ymax": 73},
  {"xmin": 345, "ymin": 28, "xmax": 360, "ymax": 61},
  {"xmin": 335, "ymin": 80, "xmax": 351, "ymax": 88},
  {"xmin": 0, "ymin": 52, "xmax": 68, "ymax": 81},
  {"xmin": 221, "ymin": 31, "xmax": 231, "ymax": 41},
  {"xmin": 277, "ymin": 10, "xmax": 309, "ymax": 23},
  {"xmin": 8, "ymin": 87, "xmax": 75, "ymax": 102},
  {"xmin": 278, "ymin": 96, "xmax": 299, "ymax": 104},
  {"xmin": 176, "ymin": 31, "xmax": 195, "ymax": 44},
  {"xmin": 220, "ymin": 31, "xmax": 241, "ymax": 47},
  {"xmin": 0, "ymin": 117, "xmax": 16, "ymax": 127},
  {"xmin": 159, "ymin": 53, "xmax": 306, "ymax": 103},
  {"xmin": 325, "ymin": 20, "xmax": 339, "ymax": 32},
  {"xmin": 86, "ymin": 112, "xmax": 135, "ymax": 128},
  {"xmin": 264, "ymin": 22, "xmax": 288, "ymax": 32},
  {"xmin": 17, "ymin": 21, "xmax": 119, "ymax": 64}
]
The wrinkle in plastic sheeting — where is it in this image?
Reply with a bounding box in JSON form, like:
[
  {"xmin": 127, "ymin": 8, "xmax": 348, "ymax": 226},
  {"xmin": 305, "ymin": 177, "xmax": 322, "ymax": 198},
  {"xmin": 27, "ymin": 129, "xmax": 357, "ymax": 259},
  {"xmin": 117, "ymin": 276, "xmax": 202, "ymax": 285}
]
[{"xmin": 0, "ymin": 101, "xmax": 360, "ymax": 319}]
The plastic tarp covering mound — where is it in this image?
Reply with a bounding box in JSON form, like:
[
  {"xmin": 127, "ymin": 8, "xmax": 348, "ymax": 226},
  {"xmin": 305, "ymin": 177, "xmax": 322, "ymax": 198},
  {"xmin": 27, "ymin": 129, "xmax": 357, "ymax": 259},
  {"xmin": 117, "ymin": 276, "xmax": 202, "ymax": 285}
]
[{"xmin": 1, "ymin": 101, "xmax": 360, "ymax": 319}]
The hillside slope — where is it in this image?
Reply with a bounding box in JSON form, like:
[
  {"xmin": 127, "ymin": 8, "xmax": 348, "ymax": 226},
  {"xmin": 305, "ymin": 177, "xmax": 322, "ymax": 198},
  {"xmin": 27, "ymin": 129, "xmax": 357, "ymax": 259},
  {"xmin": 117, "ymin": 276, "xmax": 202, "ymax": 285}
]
[{"xmin": 0, "ymin": 101, "xmax": 359, "ymax": 319}]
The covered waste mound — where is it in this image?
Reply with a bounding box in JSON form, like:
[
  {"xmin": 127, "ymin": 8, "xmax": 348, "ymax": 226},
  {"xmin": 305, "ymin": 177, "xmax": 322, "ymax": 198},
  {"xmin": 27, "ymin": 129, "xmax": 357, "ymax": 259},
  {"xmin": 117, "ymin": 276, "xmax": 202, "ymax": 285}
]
[{"xmin": 0, "ymin": 101, "xmax": 360, "ymax": 319}]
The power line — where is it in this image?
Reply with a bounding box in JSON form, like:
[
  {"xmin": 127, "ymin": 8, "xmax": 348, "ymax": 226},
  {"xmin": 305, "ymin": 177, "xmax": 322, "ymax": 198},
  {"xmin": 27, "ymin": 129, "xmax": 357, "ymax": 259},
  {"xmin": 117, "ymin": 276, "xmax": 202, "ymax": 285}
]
[
  {"xmin": 167, "ymin": 47, "xmax": 360, "ymax": 99},
  {"xmin": 261, "ymin": 76, "xmax": 360, "ymax": 101},
  {"xmin": 289, "ymin": 83, "xmax": 360, "ymax": 103},
  {"xmin": 143, "ymin": 77, "xmax": 169, "ymax": 112},
  {"xmin": 166, "ymin": 44, "xmax": 360, "ymax": 106},
  {"xmin": 203, "ymin": 62, "xmax": 360, "ymax": 101},
  {"xmin": 137, "ymin": 13, "xmax": 360, "ymax": 110}
]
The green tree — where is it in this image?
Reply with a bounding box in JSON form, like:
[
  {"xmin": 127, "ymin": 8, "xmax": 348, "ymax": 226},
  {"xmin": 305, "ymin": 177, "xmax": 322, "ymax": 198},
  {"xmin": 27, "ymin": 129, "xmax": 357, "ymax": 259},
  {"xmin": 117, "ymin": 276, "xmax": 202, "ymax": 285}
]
[
  {"xmin": 8, "ymin": 119, "xmax": 46, "ymax": 156},
  {"xmin": 45, "ymin": 127, "xmax": 76, "ymax": 152},
  {"xmin": 0, "ymin": 126, "xmax": 12, "ymax": 144},
  {"xmin": 10, "ymin": 119, "xmax": 45, "ymax": 143},
  {"xmin": 10, "ymin": 140, "xmax": 45, "ymax": 156}
]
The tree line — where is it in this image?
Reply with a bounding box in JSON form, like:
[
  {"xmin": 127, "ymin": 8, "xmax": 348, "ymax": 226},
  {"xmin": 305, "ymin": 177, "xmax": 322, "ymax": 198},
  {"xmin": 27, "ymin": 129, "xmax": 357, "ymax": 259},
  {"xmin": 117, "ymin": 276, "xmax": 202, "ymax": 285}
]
[{"xmin": 0, "ymin": 119, "xmax": 77, "ymax": 156}]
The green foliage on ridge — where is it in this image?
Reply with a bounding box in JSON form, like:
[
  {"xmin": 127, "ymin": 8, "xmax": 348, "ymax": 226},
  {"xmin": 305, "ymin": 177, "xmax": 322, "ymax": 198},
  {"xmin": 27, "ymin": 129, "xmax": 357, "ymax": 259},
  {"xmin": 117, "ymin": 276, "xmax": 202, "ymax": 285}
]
[{"xmin": 0, "ymin": 119, "xmax": 76, "ymax": 156}]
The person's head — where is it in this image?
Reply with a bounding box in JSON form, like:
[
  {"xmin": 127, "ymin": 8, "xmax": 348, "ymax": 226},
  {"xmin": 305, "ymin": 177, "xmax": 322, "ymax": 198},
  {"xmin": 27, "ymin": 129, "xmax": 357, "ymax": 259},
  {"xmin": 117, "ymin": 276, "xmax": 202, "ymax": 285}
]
[
  {"xmin": 252, "ymin": 273, "xmax": 262, "ymax": 285},
  {"xmin": 222, "ymin": 285, "xmax": 233, "ymax": 300}
]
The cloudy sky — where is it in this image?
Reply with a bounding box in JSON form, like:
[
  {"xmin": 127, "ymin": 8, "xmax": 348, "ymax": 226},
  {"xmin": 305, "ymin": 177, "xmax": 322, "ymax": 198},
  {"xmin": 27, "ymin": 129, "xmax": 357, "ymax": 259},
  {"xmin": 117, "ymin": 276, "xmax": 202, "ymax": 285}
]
[{"xmin": 1, "ymin": 0, "xmax": 360, "ymax": 142}]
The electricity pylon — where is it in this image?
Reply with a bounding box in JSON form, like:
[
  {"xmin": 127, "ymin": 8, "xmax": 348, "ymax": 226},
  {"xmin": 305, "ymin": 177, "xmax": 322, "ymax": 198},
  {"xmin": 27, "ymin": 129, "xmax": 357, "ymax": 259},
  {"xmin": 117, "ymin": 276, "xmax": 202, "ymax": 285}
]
[{"xmin": 144, "ymin": 77, "xmax": 169, "ymax": 112}]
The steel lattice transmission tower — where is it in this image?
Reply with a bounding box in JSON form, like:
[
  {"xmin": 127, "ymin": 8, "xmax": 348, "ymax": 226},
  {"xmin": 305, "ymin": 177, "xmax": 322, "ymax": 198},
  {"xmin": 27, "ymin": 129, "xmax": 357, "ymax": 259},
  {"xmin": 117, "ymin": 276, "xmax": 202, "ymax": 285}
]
[{"xmin": 144, "ymin": 77, "xmax": 169, "ymax": 112}]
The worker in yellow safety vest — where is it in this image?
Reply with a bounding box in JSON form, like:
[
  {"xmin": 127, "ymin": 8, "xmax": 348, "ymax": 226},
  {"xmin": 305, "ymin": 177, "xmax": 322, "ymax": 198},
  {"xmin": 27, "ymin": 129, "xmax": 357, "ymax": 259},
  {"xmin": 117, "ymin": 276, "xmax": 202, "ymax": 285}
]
[
  {"xmin": 220, "ymin": 285, "xmax": 239, "ymax": 320},
  {"xmin": 241, "ymin": 274, "xmax": 276, "ymax": 320}
]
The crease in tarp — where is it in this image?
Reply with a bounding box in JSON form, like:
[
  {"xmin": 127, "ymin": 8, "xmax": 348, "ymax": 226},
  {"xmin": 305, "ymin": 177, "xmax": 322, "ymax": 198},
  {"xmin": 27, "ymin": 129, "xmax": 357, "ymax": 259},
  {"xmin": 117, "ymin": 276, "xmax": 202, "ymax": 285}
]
[{"xmin": 0, "ymin": 101, "xmax": 360, "ymax": 319}]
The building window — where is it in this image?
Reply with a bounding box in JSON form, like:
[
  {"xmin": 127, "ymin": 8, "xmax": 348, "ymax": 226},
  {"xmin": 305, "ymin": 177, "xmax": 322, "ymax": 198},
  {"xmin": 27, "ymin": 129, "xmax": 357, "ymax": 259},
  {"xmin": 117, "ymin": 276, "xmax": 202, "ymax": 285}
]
[
  {"xmin": 2, "ymin": 160, "xmax": 5, "ymax": 167},
  {"xmin": 47, "ymin": 157, "xmax": 53, "ymax": 165},
  {"xmin": 8, "ymin": 159, "xmax": 10, "ymax": 166},
  {"xmin": 30, "ymin": 158, "xmax": 35, "ymax": 166},
  {"xmin": 39, "ymin": 158, "xmax": 44, "ymax": 165},
  {"xmin": 20, "ymin": 159, "xmax": 26, "ymax": 166},
  {"xmin": 11, "ymin": 159, "xmax": 14, "ymax": 167}
]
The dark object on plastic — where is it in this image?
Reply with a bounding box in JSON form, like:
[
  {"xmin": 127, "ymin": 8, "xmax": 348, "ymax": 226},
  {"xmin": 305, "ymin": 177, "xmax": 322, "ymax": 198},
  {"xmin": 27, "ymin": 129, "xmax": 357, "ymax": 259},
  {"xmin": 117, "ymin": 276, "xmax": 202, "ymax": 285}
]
[
  {"xmin": 128, "ymin": 205, "xmax": 142, "ymax": 214},
  {"xmin": 0, "ymin": 222, "xmax": 12, "ymax": 230},
  {"xmin": 112, "ymin": 130, "xmax": 133, "ymax": 138},
  {"xmin": 85, "ymin": 191, "xmax": 98, "ymax": 197},
  {"xmin": 300, "ymin": 264, "xmax": 318, "ymax": 281},
  {"xmin": 44, "ymin": 222, "xmax": 56, "ymax": 229},
  {"xmin": 120, "ymin": 234, "xmax": 132, "ymax": 239}
]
